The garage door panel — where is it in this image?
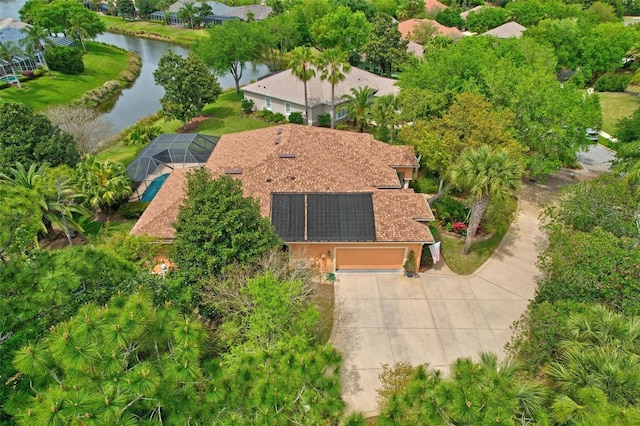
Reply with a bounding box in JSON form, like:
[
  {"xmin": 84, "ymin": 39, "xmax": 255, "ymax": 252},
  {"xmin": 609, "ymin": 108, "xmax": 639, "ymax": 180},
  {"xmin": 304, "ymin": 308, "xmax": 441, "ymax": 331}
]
[{"xmin": 336, "ymin": 248, "xmax": 405, "ymax": 270}]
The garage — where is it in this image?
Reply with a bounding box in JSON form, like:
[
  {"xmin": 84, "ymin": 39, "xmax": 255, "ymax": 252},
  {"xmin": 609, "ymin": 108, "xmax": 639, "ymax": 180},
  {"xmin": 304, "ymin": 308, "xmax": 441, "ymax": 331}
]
[{"xmin": 335, "ymin": 247, "xmax": 406, "ymax": 271}]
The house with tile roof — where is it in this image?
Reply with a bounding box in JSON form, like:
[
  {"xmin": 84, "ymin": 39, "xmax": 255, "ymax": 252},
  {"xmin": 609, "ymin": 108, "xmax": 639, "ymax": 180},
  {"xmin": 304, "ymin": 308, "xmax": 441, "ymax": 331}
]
[
  {"xmin": 398, "ymin": 19, "xmax": 464, "ymax": 42},
  {"xmin": 424, "ymin": 0, "xmax": 447, "ymax": 15},
  {"xmin": 132, "ymin": 125, "xmax": 434, "ymax": 272},
  {"xmin": 242, "ymin": 67, "xmax": 399, "ymax": 126}
]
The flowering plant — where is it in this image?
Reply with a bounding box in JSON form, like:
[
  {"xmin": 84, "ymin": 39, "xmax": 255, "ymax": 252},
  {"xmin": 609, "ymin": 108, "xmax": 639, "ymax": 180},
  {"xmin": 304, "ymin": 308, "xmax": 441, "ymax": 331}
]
[{"xmin": 452, "ymin": 222, "xmax": 468, "ymax": 235}]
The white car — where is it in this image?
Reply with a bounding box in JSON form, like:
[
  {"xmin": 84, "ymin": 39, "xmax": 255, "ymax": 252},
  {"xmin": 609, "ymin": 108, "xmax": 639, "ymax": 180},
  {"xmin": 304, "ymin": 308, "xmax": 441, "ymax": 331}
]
[{"xmin": 586, "ymin": 128, "xmax": 599, "ymax": 141}]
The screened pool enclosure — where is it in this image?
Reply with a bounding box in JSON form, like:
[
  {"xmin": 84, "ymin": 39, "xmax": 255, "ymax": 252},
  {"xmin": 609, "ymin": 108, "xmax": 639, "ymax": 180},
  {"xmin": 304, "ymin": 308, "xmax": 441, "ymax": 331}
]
[{"xmin": 126, "ymin": 133, "xmax": 219, "ymax": 201}]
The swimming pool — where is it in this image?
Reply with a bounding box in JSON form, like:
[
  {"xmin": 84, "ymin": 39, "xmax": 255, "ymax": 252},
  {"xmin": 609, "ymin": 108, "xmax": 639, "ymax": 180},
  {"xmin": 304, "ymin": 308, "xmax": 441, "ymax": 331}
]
[
  {"xmin": 141, "ymin": 173, "xmax": 170, "ymax": 202},
  {"xmin": 0, "ymin": 75, "xmax": 18, "ymax": 84}
]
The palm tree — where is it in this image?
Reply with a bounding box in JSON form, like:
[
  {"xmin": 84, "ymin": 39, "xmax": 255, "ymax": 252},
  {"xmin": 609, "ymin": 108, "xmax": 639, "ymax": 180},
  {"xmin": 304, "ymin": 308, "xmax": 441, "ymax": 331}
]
[
  {"xmin": 20, "ymin": 25, "xmax": 50, "ymax": 71},
  {"xmin": 75, "ymin": 155, "xmax": 132, "ymax": 213},
  {"xmin": 318, "ymin": 49, "xmax": 351, "ymax": 129},
  {"xmin": 372, "ymin": 93, "xmax": 399, "ymax": 143},
  {"xmin": 289, "ymin": 46, "xmax": 316, "ymax": 126},
  {"xmin": 0, "ymin": 163, "xmax": 90, "ymax": 242},
  {"xmin": 449, "ymin": 145, "xmax": 523, "ymax": 255},
  {"xmin": 0, "ymin": 41, "xmax": 24, "ymax": 89},
  {"xmin": 66, "ymin": 14, "xmax": 97, "ymax": 52},
  {"xmin": 340, "ymin": 86, "xmax": 375, "ymax": 133},
  {"xmin": 177, "ymin": 2, "xmax": 198, "ymax": 28}
]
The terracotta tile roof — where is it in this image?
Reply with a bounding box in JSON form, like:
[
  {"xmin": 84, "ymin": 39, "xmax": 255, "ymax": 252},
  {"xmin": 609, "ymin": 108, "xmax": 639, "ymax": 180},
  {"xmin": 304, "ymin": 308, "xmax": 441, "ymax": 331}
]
[
  {"xmin": 424, "ymin": 0, "xmax": 447, "ymax": 13},
  {"xmin": 132, "ymin": 125, "xmax": 428, "ymax": 242},
  {"xmin": 407, "ymin": 41, "xmax": 425, "ymax": 57},
  {"xmin": 398, "ymin": 19, "xmax": 464, "ymax": 41},
  {"xmin": 242, "ymin": 67, "xmax": 399, "ymax": 107}
]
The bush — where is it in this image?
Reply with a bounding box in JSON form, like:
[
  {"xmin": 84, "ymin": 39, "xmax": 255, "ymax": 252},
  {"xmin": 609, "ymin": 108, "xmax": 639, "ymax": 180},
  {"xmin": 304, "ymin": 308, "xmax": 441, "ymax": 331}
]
[
  {"xmin": 259, "ymin": 109, "xmax": 274, "ymax": 121},
  {"xmin": 121, "ymin": 122, "xmax": 162, "ymax": 147},
  {"xmin": 432, "ymin": 196, "xmax": 469, "ymax": 227},
  {"xmin": 18, "ymin": 76, "xmax": 28, "ymax": 82},
  {"xmin": 435, "ymin": 8, "xmax": 465, "ymax": 28},
  {"xmin": 33, "ymin": 68, "xmax": 44, "ymax": 77},
  {"xmin": 118, "ymin": 201, "xmax": 150, "ymax": 219},
  {"xmin": 21, "ymin": 70, "xmax": 35, "ymax": 80},
  {"xmin": 594, "ymin": 72, "xmax": 632, "ymax": 92},
  {"xmin": 317, "ymin": 113, "xmax": 331, "ymax": 127},
  {"xmin": 288, "ymin": 111, "xmax": 304, "ymax": 124},
  {"xmin": 0, "ymin": 81, "xmax": 8, "ymax": 90},
  {"xmin": 241, "ymin": 98, "xmax": 255, "ymax": 114},
  {"xmin": 272, "ymin": 112, "xmax": 285, "ymax": 123},
  {"xmin": 45, "ymin": 45, "xmax": 84, "ymax": 74},
  {"xmin": 410, "ymin": 176, "xmax": 440, "ymax": 194}
]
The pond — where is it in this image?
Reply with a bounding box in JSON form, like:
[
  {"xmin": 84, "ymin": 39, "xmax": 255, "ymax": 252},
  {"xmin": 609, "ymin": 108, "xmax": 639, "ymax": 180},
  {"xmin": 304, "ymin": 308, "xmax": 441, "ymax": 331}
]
[{"xmin": 1, "ymin": 1, "xmax": 269, "ymax": 132}]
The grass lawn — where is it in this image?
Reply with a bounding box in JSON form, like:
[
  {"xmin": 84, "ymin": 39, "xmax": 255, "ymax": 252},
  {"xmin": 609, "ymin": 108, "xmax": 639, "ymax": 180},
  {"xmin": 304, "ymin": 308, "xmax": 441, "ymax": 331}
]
[
  {"xmin": 100, "ymin": 16, "xmax": 207, "ymax": 46},
  {"xmin": 0, "ymin": 42, "xmax": 129, "ymax": 112},
  {"xmin": 599, "ymin": 91, "xmax": 640, "ymax": 135},
  {"xmin": 438, "ymin": 198, "xmax": 517, "ymax": 275},
  {"xmin": 96, "ymin": 91, "xmax": 271, "ymax": 164}
]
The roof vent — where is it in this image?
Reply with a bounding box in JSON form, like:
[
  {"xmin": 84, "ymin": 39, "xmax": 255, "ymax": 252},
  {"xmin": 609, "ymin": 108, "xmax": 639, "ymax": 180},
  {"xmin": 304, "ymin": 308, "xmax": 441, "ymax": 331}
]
[
  {"xmin": 277, "ymin": 127, "xmax": 283, "ymax": 135},
  {"xmin": 224, "ymin": 168, "xmax": 242, "ymax": 175},
  {"xmin": 279, "ymin": 153, "xmax": 296, "ymax": 158},
  {"xmin": 275, "ymin": 137, "xmax": 281, "ymax": 145},
  {"xmin": 289, "ymin": 175, "xmax": 296, "ymax": 180},
  {"xmin": 266, "ymin": 177, "xmax": 272, "ymax": 182}
]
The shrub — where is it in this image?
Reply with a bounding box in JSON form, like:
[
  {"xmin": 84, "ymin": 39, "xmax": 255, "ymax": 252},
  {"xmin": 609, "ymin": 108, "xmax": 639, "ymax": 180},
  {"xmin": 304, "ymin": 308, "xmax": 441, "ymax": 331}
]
[
  {"xmin": 21, "ymin": 70, "xmax": 35, "ymax": 80},
  {"xmin": 451, "ymin": 221, "xmax": 468, "ymax": 234},
  {"xmin": 122, "ymin": 122, "xmax": 162, "ymax": 147},
  {"xmin": 18, "ymin": 76, "xmax": 28, "ymax": 82},
  {"xmin": 410, "ymin": 176, "xmax": 440, "ymax": 194},
  {"xmin": 272, "ymin": 112, "xmax": 285, "ymax": 123},
  {"xmin": 288, "ymin": 111, "xmax": 304, "ymax": 124},
  {"xmin": 0, "ymin": 81, "xmax": 8, "ymax": 90},
  {"xmin": 33, "ymin": 68, "xmax": 43, "ymax": 77},
  {"xmin": 117, "ymin": 201, "xmax": 150, "ymax": 219},
  {"xmin": 241, "ymin": 98, "xmax": 255, "ymax": 114},
  {"xmin": 432, "ymin": 196, "xmax": 469, "ymax": 227},
  {"xmin": 259, "ymin": 109, "xmax": 274, "ymax": 121},
  {"xmin": 317, "ymin": 113, "xmax": 331, "ymax": 127},
  {"xmin": 45, "ymin": 45, "xmax": 84, "ymax": 74},
  {"xmin": 594, "ymin": 72, "xmax": 632, "ymax": 92}
]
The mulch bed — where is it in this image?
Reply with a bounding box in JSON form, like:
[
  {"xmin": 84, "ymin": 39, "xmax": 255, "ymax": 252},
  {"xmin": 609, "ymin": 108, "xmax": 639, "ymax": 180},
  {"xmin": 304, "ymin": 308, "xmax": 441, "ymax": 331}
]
[{"xmin": 176, "ymin": 115, "xmax": 212, "ymax": 133}]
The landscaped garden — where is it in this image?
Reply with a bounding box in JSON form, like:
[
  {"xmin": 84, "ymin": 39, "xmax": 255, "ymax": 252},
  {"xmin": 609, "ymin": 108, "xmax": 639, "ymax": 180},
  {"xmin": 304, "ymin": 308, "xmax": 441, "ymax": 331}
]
[{"xmin": 0, "ymin": 42, "xmax": 132, "ymax": 111}]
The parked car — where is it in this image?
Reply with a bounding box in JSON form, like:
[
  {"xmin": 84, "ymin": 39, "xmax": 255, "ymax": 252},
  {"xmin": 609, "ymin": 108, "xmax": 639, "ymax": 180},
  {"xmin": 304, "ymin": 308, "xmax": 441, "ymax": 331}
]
[{"xmin": 586, "ymin": 128, "xmax": 600, "ymax": 141}]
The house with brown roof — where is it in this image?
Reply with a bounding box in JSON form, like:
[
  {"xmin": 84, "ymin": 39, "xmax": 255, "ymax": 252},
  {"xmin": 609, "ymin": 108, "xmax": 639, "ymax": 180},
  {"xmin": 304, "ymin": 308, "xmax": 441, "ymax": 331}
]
[
  {"xmin": 424, "ymin": 0, "xmax": 447, "ymax": 15},
  {"xmin": 398, "ymin": 19, "xmax": 464, "ymax": 42},
  {"xmin": 482, "ymin": 21, "xmax": 527, "ymax": 39},
  {"xmin": 132, "ymin": 125, "xmax": 435, "ymax": 272},
  {"xmin": 242, "ymin": 67, "xmax": 399, "ymax": 126}
]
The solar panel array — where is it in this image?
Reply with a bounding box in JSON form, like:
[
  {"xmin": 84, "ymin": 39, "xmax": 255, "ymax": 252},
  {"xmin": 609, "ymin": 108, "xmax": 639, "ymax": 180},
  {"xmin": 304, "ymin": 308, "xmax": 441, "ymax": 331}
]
[{"xmin": 271, "ymin": 193, "xmax": 376, "ymax": 242}]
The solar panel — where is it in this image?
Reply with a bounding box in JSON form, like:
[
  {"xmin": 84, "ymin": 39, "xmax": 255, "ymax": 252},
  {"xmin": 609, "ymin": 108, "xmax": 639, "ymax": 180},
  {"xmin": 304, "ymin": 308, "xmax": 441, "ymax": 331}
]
[
  {"xmin": 271, "ymin": 194, "xmax": 305, "ymax": 241},
  {"xmin": 307, "ymin": 193, "xmax": 376, "ymax": 242}
]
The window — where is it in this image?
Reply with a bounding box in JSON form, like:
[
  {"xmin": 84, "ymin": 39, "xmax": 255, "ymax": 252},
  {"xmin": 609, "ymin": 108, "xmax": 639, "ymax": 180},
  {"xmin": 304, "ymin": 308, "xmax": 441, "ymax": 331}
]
[
  {"xmin": 265, "ymin": 97, "xmax": 272, "ymax": 111},
  {"xmin": 337, "ymin": 108, "xmax": 347, "ymax": 119},
  {"xmin": 285, "ymin": 102, "xmax": 291, "ymax": 116}
]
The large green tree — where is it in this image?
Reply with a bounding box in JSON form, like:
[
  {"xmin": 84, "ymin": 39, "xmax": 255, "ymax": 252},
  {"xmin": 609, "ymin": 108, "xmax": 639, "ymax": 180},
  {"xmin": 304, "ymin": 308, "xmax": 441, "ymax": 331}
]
[
  {"xmin": 19, "ymin": 24, "xmax": 50, "ymax": 70},
  {"xmin": 11, "ymin": 290, "xmax": 210, "ymax": 425},
  {"xmin": 194, "ymin": 20, "xmax": 264, "ymax": 94},
  {"xmin": 171, "ymin": 169, "xmax": 282, "ymax": 283},
  {"xmin": 318, "ymin": 48, "xmax": 351, "ymax": 129},
  {"xmin": 361, "ymin": 13, "xmax": 408, "ymax": 77},
  {"xmin": 154, "ymin": 50, "xmax": 221, "ymax": 128},
  {"xmin": 0, "ymin": 103, "xmax": 79, "ymax": 171},
  {"xmin": 289, "ymin": 46, "xmax": 317, "ymax": 125},
  {"xmin": 310, "ymin": 6, "xmax": 371, "ymax": 58},
  {"xmin": 449, "ymin": 145, "xmax": 523, "ymax": 255},
  {"xmin": 379, "ymin": 353, "xmax": 547, "ymax": 424}
]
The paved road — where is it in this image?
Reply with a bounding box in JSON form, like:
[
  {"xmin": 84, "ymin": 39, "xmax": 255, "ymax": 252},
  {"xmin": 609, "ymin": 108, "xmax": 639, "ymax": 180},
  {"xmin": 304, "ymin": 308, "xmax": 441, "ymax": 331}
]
[{"xmin": 577, "ymin": 143, "xmax": 616, "ymax": 174}]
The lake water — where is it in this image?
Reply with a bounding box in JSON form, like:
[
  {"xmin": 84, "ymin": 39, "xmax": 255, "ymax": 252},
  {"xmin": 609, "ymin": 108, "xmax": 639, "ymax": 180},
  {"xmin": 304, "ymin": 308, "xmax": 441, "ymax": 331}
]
[{"xmin": 1, "ymin": 1, "xmax": 268, "ymax": 132}]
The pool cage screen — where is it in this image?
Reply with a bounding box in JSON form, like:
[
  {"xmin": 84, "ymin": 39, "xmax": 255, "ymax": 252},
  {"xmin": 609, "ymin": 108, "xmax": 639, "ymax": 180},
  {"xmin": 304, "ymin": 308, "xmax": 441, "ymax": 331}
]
[{"xmin": 126, "ymin": 133, "xmax": 219, "ymax": 199}]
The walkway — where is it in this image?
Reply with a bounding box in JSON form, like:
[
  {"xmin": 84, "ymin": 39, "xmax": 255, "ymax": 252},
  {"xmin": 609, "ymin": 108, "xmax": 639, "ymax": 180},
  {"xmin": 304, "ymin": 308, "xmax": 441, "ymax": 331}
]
[{"xmin": 330, "ymin": 177, "xmax": 573, "ymax": 417}]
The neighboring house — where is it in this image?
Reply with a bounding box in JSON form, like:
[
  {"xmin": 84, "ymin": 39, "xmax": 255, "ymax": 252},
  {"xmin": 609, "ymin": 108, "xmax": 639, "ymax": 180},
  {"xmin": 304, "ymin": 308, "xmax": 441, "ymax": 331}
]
[
  {"xmin": 398, "ymin": 19, "xmax": 464, "ymax": 41},
  {"xmin": 460, "ymin": 5, "xmax": 484, "ymax": 20},
  {"xmin": 482, "ymin": 21, "xmax": 527, "ymax": 39},
  {"xmin": 424, "ymin": 0, "xmax": 447, "ymax": 15},
  {"xmin": 132, "ymin": 125, "xmax": 435, "ymax": 272},
  {"xmin": 242, "ymin": 67, "xmax": 399, "ymax": 125},
  {"xmin": 0, "ymin": 18, "xmax": 75, "ymax": 77},
  {"xmin": 150, "ymin": 1, "xmax": 271, "ymax": 25},
  {"xmin": 407, "ymin": 40, "xmax": 424, "ymax": 58}
]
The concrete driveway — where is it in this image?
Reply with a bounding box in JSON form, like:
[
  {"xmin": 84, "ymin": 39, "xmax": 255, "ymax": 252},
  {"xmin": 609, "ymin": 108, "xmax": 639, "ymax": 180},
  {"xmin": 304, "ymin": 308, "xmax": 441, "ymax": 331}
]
[{"xmin": 331, "ymin": 197, "xmax": 544, "ymax": 417}]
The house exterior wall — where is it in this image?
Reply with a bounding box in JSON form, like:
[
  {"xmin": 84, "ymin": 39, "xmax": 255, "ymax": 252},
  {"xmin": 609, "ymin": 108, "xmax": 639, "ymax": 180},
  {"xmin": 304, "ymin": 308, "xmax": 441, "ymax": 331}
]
[
  {"xmin": 288, "ymin": 242, "xmax": 424, "ymax": 272},
  {"xmin": 243, "ymin": 92, "xmax": 349, "ymax": 125}
]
